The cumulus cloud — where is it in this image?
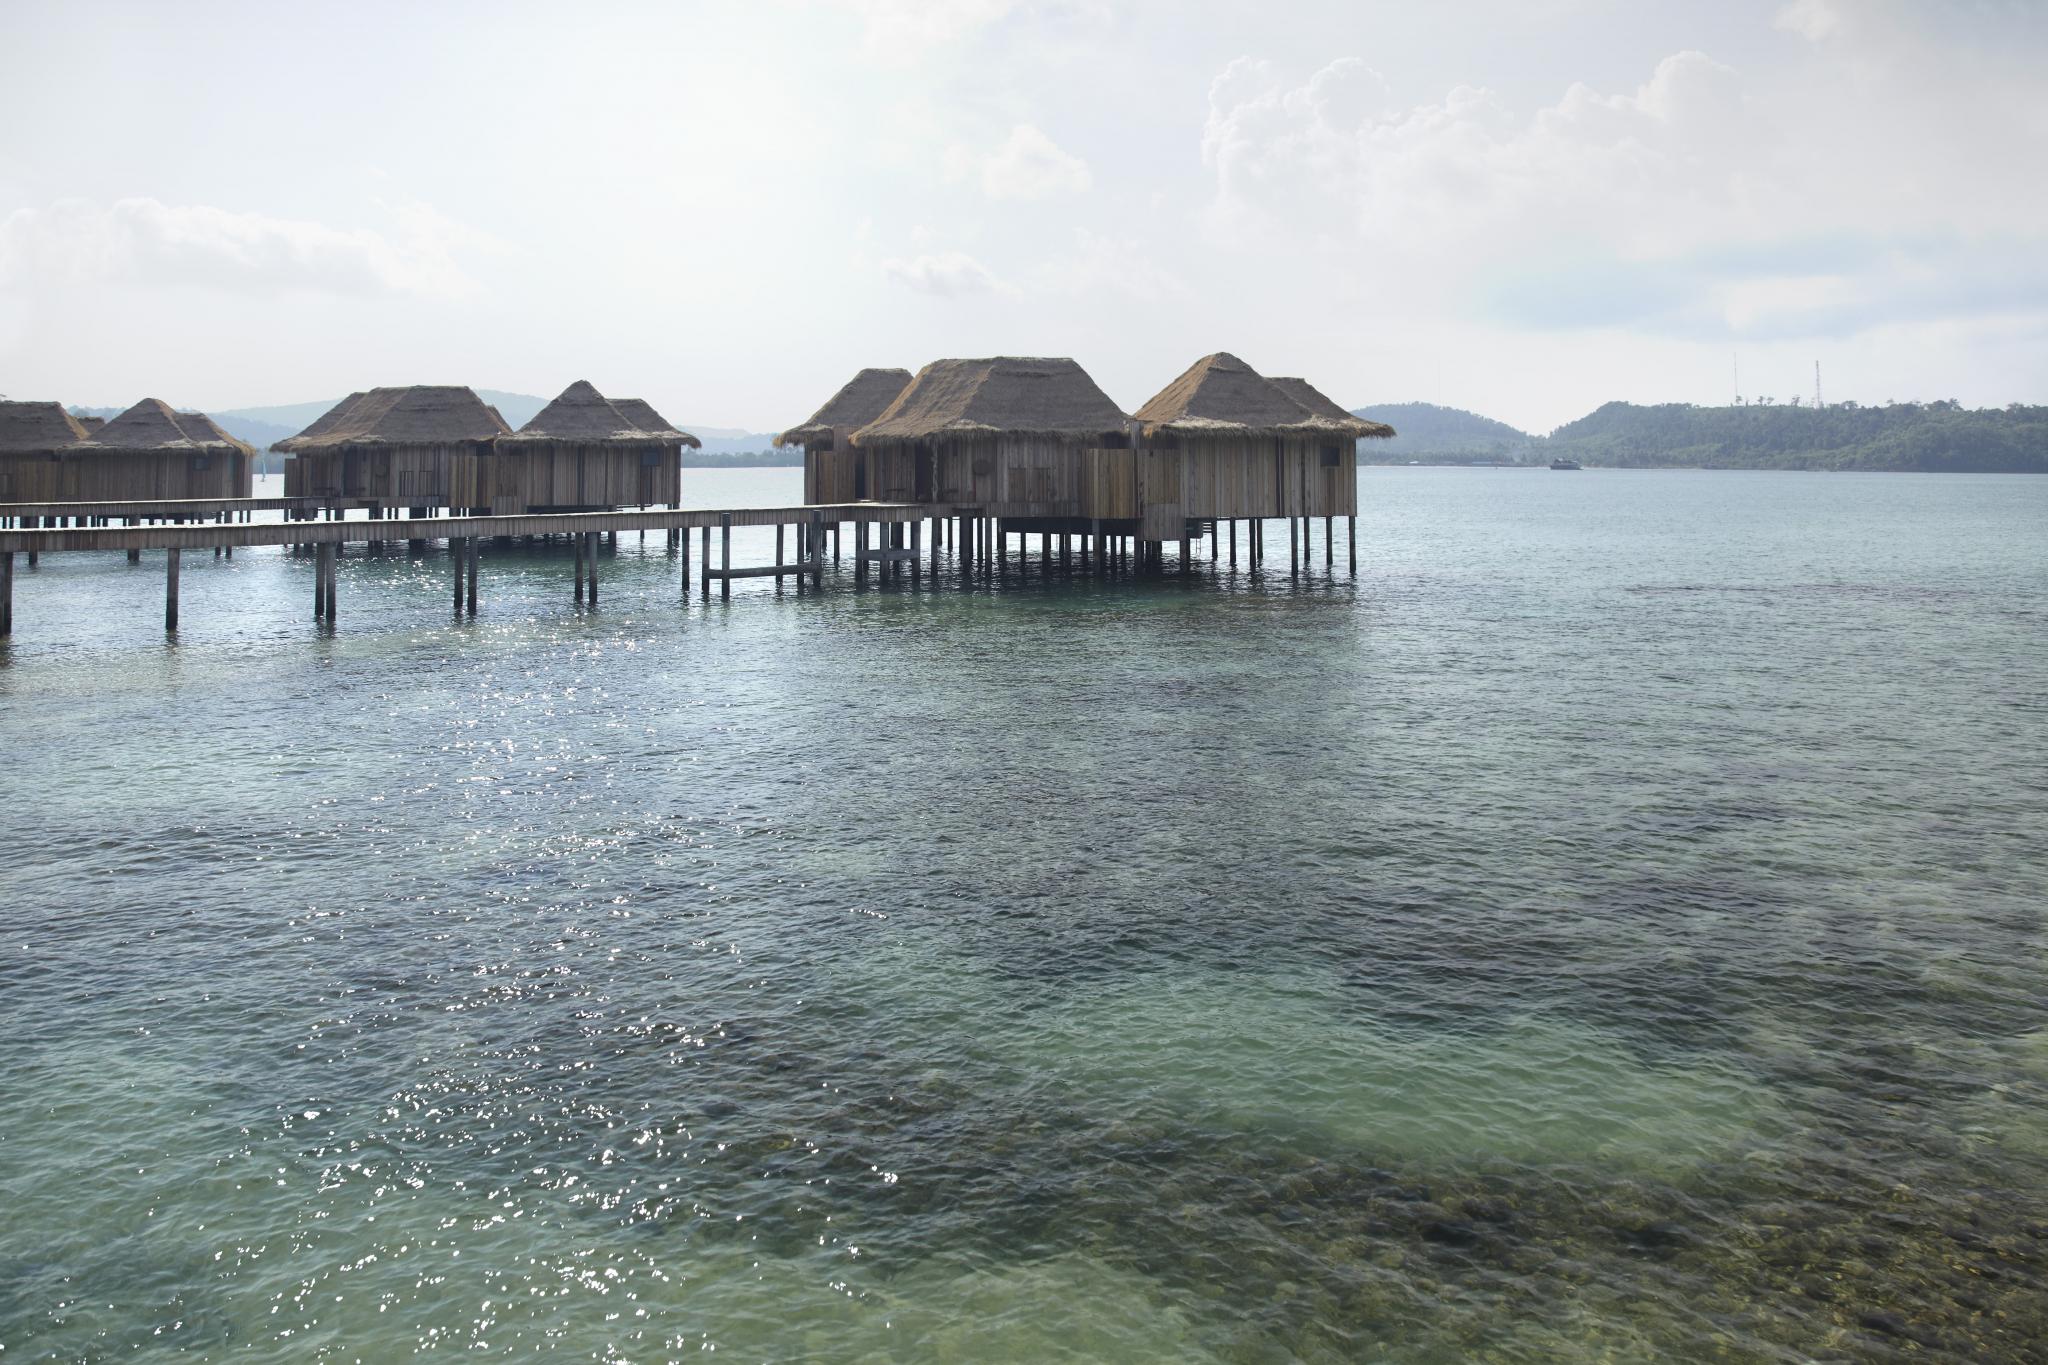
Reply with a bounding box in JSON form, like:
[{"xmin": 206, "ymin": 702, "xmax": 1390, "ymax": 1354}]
[
  {"xmin": 970, "ymin": 123, "xmax": 1091, "ymax": 200},
  {"xmin": 882, "ymin": 249, "xmax": 1006, "ymax": 296},
  {"xmin": 1197, "ymin": 41, "xmax": 2048, "ymax": 342},
  {"xmin": 1203, "ymin": 50, "xmax": 1745, "ymax": 258},
  {"xmin": 0, "ymin": 197, "xmax": 481, "ymax": 298}
]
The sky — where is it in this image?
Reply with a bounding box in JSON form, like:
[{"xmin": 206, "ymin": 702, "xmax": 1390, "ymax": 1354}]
[{"xmin": 2, "ymin": 0, "xmax": 2045, "ymax": 434}]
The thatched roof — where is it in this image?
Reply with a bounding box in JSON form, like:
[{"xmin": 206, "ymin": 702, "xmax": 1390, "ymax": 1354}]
[
  {"xmin": 0, "ymin": 400, "xmax": 88, "ymax": 453},
  {"xmin": 168, "ymin": 409, "xmax": 257, "ymax": 451},
  {"xmin": 74, "ymin": 415, "xmax": 106, "ymax": 434},
  {"xmin": 1136, "ymin": 353, "xmax": 1305, "ymax": 435},
  {"xmin": 777, "ymin": 367, "xmax": 914, "ymax": 447},
  {"xmin": 276, "ymin": 386, "xmax": 510, "ymax": 451},
  {"xmin": 853, "ymin": 358, "xmax": 1128, "ymax": 443},
  {"xmin": 503, "ymin": 381, "xmax": 699, "ymax": 448},
  {"xmin": 71, "ymin": 398, "xmax": 253, "ymax": 455},
  {"xmin": 1136, "ymin": 353, "xmax": 1390, "ymax": 439},
  {"xmin": 286, "ymin": 391, "xmax": 367, "ymax": 446},
  {"xmin": 612, "ymin": 399, "xmax": 700, "ymax": 448},
  {"xmin": 1268, "ymin": 376, "xmax": 1395, "ymax": 438}
]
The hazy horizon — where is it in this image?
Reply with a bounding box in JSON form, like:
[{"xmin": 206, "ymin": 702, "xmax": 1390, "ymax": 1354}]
[{"xmin": 4, "ymin": 0, "xmax": 2044, "ymax": 433}]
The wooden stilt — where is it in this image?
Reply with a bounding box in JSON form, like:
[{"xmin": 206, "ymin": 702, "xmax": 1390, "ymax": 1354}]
[
  {"xmin": 911, "ymin": 519, "xmax": 922, "ymax": 583},
  {"xmin": 165, "ymin": 548, "xmax": 180, "ymax": 632},
  {"xmin": 720, "ymin": 514, "xmax": 732, "ymax": 599},
  {"xmin": 574, "ymin": 532, "xmax": 587, "ymax": 603},
  {"xmin": 314, "ymin": 543, "xmax": 327, "ymax": 619},
  {"xmin": 1348, "ymin": 514, "xmax": 1357, "ymax": 575},
  {"xmin": 453, "ymin": 537, "xmax": 466, "ymax": 614},
  {"xmin": 586, "ymin": 532, "xmax": 599, "ymax": 605},
  {"xmin": 1289, "ymin": 515, "xmax": 1299, "ymax": 579},
  {"xmin": 1, "ymin": 550, "xmax": 12, "ymax": 635},
  {"xmin": 701, "ymin": 526, "xmax": 711, "ymax": 597},
  {"xmin": 812, "ymin": 511, "xmax": 825, "ymax": 587},
  {"xmin": 466, "ymin": 535, "xmax": 479, "ymax": 615},
  {"xmin": 776, "ymin": 523, "xmax": 785, "ymax": 583},
  {"xmin": 1325, "ymin": 515, "xmax": 1334, "ymax": 570}
]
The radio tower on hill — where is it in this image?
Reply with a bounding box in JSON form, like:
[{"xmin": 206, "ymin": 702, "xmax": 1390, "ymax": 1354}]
[{"xmin": 1814, "ymin": 361, "xmax": 1824, "ymax": 410}]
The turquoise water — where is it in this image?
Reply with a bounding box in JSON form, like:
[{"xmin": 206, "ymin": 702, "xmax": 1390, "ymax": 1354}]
[{"xmin": 2, "ymin": 468, "xmax": 2045, "ymax": 1361}]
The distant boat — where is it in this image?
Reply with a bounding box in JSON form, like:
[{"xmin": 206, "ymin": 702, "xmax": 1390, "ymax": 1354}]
[{"xmin": 1549, "ymin": 458, "xmax": 1581, "ymax": 470}]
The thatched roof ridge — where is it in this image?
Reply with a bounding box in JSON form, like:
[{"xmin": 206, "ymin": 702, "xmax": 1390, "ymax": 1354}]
[
  {"xmin": 0, "ymin": 400, "xmax": 88, "ymax": 452},
  {"xmin": 777, "ymin": 367, "xmax": 914, "ymax": 447},
  {"xmin": 1134, "ymin": 352, "xmax": 1312, "ymax": 436},
  {"xmin": 169, "ymin": 409, "xmax": 257, "ymax": 452},
  {"xmin": 73, "ymin": 398, "xmax": 253, "ymax": 455},
  {"xmin": 75, "ymin": 415, "xmax": 106, "ymax": 434},
  {"xmin": 276, "ymin": 386, "xmax": 510, "ymax": 451},
  {"xmin": 1137, "ymin": 354, "xmax": 1393, "ymax": 439},
  {"xmin": 1268, "ymin": 376, "xmax": 1395, "ymax": 438},
  {"xmin": 286, "ymin": 391, "xmax": 368, "ymax": 446},
  {"xmin": 612, "ymin": 398, "xmax": 700, "ymax": 448},
  {"xmin": 853, "ymin": 358, "xmax": 1128, "ymax": 443},
  {"xmin": 502, "ymin": 381, "xmax": 699, "ymax": 448}
]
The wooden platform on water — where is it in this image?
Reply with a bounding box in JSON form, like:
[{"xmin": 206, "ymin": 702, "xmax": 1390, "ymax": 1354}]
[
  {"xmin": 0, "ymin": 498, "xmax": 1356, "ymax": 637},
  {"xmin": 0, "ymin": 502, "xmax": 938, "ymax": 553},
  {"xmin": 0, "ymin": 496, "xmax": 364, "ymax": 521}
]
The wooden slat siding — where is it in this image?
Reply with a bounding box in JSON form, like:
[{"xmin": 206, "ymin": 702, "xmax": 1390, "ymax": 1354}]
[
  {"xmin": 35, "ymin": 449, "xmax": 256, "ymax": 504},
  {"xmin": 1081, "ymin": 448, "xmax": 1137, "ymax": 519}
]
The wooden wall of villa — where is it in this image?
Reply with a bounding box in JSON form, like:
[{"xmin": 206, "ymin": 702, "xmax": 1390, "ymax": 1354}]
[
  {"xmin": 825, "ymin": 431, "xmax": 1358, "ymax": 536},
  {"xmin": 282, "ymin": 443, "xmax": 483, "ymax": 507},
  {"xmin": 450, "ymin": 443, "xmax": 681, "ymax": 514},
  {"xmin": 3, "ymin": 447, "xmax": 253, "ymax": 503}
]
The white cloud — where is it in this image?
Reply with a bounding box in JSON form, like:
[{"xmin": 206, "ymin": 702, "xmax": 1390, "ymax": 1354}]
[
  {"xmin": 1203, "ymin": 51, "xmax": 1746, "ymax": 260},
  {"xmin": 976, "ymin": 124, "xmax": 1091, "ymax": 200},
  {"xmin": 1199, "ymin": 40, "xmax": 2048, "ymax": 347},
  {"xmin": 882, "ymin": 250, "xmax": 1006, "ymax": 296},
  {"xmin": 0, "ymin": 197, "xmax": 481, "ymax": 298}
]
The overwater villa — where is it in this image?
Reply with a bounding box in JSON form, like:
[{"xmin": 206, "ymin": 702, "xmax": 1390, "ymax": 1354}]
[
  {"xmin": 461, "ymin": 381, "xmax": 696, "ymax": 515},
  {"xmin": 1134, "ymin": 353, "xmax": 1390, "ymax": 525},
  {"xmin": 0, "ymin": 401, "xmax": 92, "ymax": 501},
  {"xmin": 776, "ymin": 367, "xmax": 914, "ymax": 503},
  {"xmin": 848, "ymin": 355, "xmax": 1133, "ymax": 515},
  {"xmin": 277, "ymin": 386, "xmax": 510, "ymax": 510},
  {"xmin": 82, "ymin": 400, "xmax": 254, "ymax": 501},
  {"xmin": 3, "ymin": 398, "xmax": 253, "ymax": 502}
]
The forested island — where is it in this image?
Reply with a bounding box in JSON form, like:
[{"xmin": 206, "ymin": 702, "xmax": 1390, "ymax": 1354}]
[{"xmin": 1351, "ymin": 400, "xmax": 2048, "ymax": 472}]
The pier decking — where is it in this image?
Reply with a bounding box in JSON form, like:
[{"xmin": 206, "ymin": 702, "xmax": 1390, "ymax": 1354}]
[
  {"xmin": 0, "ymin": 501, "xmax": 944, "ymax": 633},
  {"xmin": 0, "ymin": 498, "xmax": 1356, "ymax": 637}
]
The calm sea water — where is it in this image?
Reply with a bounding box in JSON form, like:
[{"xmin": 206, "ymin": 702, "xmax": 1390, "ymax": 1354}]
[{"xmin": 2, "ymin": 467, "xmax": 2045, "ymax": 1362}]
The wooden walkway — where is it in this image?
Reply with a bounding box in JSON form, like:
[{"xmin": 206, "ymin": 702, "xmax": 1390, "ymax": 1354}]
[
  {"xmin": 0, "ymin": 500, "xmax": 1357, "ymax": 638},
  {"xmin": 0, "ymin": 502, "xmax": 947, "ymax": 634},
  {"xmin": 0, "ymin": 496, "xmax": 359, "ymax": 521}
]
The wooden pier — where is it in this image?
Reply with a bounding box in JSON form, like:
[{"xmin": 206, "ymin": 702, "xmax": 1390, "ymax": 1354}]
[{"xmin": 0, "ymin": 499, "xmax": 1357, "ymax": 638}]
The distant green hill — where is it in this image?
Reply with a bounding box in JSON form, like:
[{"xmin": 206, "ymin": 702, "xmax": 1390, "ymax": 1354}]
[
  {"xmin": 1545, "ymin": 401, "xmax": 2048, "ymax": 472},
  {"xmin": 1350, "ymin": 402, "xmax": 1536, "ymax": 462}
]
